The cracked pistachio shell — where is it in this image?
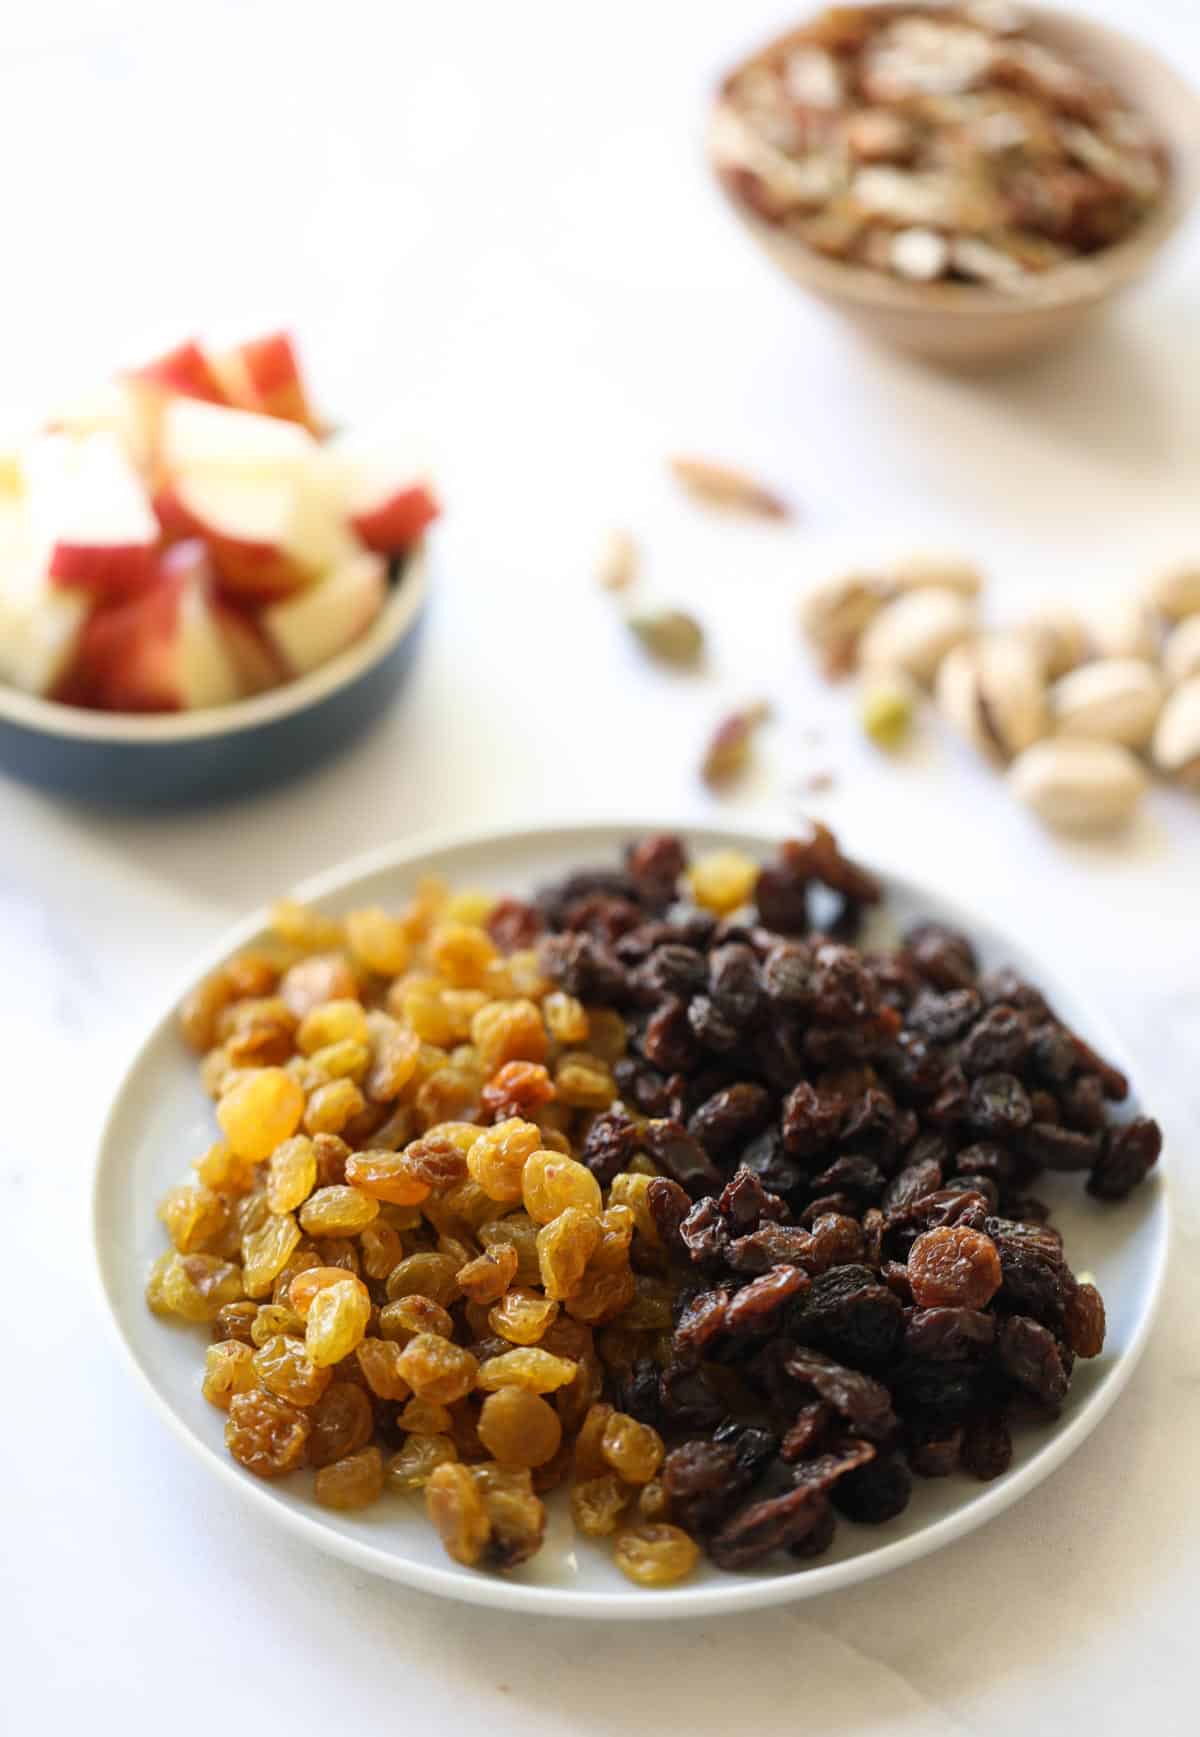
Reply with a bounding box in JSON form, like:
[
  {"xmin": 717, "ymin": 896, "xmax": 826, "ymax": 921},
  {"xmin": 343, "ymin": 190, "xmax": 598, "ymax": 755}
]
[
  {"xmin": 1009, "ymin": 739, "xmax": 1147, "ymax": 833},
  {"xmin": 1051, "ymin": 658, "xmax": 1163, "ymax": 749},
  {"xmin": 1017, "ymin": 606, "xmax": 1090, "ymax": 680},
  {"xmin": 858, "ymin": 588, "xmax": 975, "ymax": 687},
  {"xmin": 937, "ymin": 636, "xmax": 1047, "ymax": 762}
]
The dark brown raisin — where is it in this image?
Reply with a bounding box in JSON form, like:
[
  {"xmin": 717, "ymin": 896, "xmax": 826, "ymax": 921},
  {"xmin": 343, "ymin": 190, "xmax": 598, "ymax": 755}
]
[
  {"xmin": 642, "ymin": 1118, "xmax": 724, "ymax": 1197},
  {"xmin": 997, "ymin": 1315, "xmax": 1069, "ymax": 1406},
  {"xmin": 708, "ymin": 943, "xmax": 763, "ymax": 1023},
  {"xmin": 961, "ymin": 1407, "xmax": 1013, "ymax": 1481},
  {"xmin": 796, "ymin": 1265, "xmax": 904, "ymax": 1366},
  {"xmin": 883, "ymin": 1153, "xmax": 945, "ymax": 1218},
  {"xmin": 485, "ymin": 897, "xmax": 543, "ymax": 953},
  {"xmin": 580, "ymin": 1109, "xmax": 641, "ymax": 1186},
  {"xmin": 904, "ymin": 1306, "xmax": 995, "ymax": 1360},
  {"xmin": 1067, "ymin": 1030, "xmax": 1128, "ymax": 1101},
  {"xmin": 907, "ymin": 988, "xmax": 981, "ymax": 1043},
  {"xmin": 958, "ymin": 1006, "xmax": 1030, "ymax": 1077},
  {"xmin": 831, "ymin": 1453, "xmax": 912, "ymax": 1524},
  {"xmin": 908, "ymin": 1426, "xmax": 963, "ymax": 1478},
  {"xmin": 726, "ymin": 1265, "xmax": 811, "ymax": 1335},
  {"xmin": 661, "ymin": 1439, "xmax": 742, "ymax": 1536},
  {"xmin": 761, "ymin": 942, "xmax": 813, "ymax": 1010},
  {"xmin": 1088, "ymin": 1117, "xmax": 1161, "ymax": 1200},
  {"xmin": 782, "ymin": 1346, "xmax": 897, "ymax": 1440},
  {"xmin": 977, "ymin": 969, "xmax": 1049, "ymax": 1018},
  {"xmin": 717, "ymin": 1168, "xmax": 788, "ymax": 1230},
  {"xmin": 642, "ymin": 998, "xmax": 701, "ymax": 1072},
  {"xmin": 686, "ymin": 994, "xmax": 742, "ymax": 1054},
  {"xmin": 538, "ymin": 930, "xmax": 627, "ymax": 1002},
  {"xmin": 781, "ymin": 1081, "xmax": 844, "ymax": 1156},
  {"xmin": 1061, "ymin": 1073, "xmax": 1106, "ymax": 1132},
  {"xmin": 780, "ymin": 1401, "xmax": 833, "ymax": 1461},
  {"xmin": 787, "ymin": 1495, "xmax": 837, "ymax": 1559},
  {"xmin": 709, "ymin": 1482, "xmax": 829, "ymax": 1569},
  {"xmin": 637, "ymin": 943, "xmax": 708, "ymax": 999},
  {"xmin": 967, "ymin": 1072, "xmax": 1032, "ymax": 1137},
  {"xmin": 739, "ymin": 1126, "xmax": 806, "ymax": 1197},
  {"xmin": 1028, "ymin": 1022, "xmax": 1076, "ymax": 1083},
  {"xmin": 673, "ymin": 1288, "xmax": 731, "ymax": 1356},
  {"xmin": 646, "ymin": 1176, "xmax": 692, "ymax": 1255},
  {"xmin": 905, "ymin": 923, "xmax": 977, "ymax": 990},
  {"xmin": 1023, "ymin": 1122, "xmax": 1101, "ymax": 1171},
  {"xmin": 688, "ymin": 1083, "xmax": 772, "ymax": 1156},
  {"xmin": 1063, "ymin": 1281, "xmax": 1106, "ymax": 1357},
  {"xmin": 679, "ymin": 1198, "xmax": 730, "ymax": 1268},
  {"xmin": 625, "ymin": 834, "xmax": 687, "ymax": 909}
]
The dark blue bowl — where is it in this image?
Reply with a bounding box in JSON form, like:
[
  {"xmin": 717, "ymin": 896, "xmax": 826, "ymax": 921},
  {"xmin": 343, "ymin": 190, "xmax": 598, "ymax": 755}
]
[{"xmin": 0, "ymin": 546, "xmax": 427, "ymax": 807}]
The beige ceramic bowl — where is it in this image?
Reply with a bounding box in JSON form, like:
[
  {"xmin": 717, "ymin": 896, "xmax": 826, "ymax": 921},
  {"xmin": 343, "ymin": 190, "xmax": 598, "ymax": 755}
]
[{"xmin": 710, "ymin": 6, "xmax": 1200, "ymax": 366}]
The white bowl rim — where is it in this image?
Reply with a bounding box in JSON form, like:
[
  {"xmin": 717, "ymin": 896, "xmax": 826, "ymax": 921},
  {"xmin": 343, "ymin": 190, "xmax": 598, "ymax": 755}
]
[
  {"xmin": 91, "ymin": 815, "xmax": 1169, "ymax": 1621},
  {"xmin": 0, "ymin": 542, "xmax": 427, "ymax": 746},
  {"xmin": 712, "ymin": 2, "xmax": 1200, "ymax": 318}
]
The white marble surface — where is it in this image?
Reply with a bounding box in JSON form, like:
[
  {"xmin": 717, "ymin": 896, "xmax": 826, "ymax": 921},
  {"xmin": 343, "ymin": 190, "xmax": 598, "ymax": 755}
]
[{"xmin": 4, "ymin": 1, "xmax": 1200, "ymax": 1730}]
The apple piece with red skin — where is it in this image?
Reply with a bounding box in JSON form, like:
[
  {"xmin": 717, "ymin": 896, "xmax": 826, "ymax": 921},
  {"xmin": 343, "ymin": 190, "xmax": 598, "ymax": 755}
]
[
  {"xmin": 0, "ymin": 496, "xmax": 90, "ymax": 695},
  {"xmin": 153, "ymin": 473, "xmax": 310, "ymax": 602},
  {"xmin": 43, "ymin": 380, "xmax": 154, "ymax": 473},
  {"xmin": 129, "ymin": 339, "xmax": 228, "ymax": 404},
  {"xmin": 23, "ymin": 432, "xmax": 160, "ymax": 599},
  {"xmin": 262, "ymin": 550, "xmax": 386, "ymax": 676},
  {"xmin": 78, "ymin": 541, "xmax": 242, "ymax": 712},
  {"xmin": 231, "ymin": 331, "xmax": 318, "ymax": 429},
  {"xmin": 214, "ymin": 600, "xmax": 285, "ymax": 696},
  {"xmin": 321, "ymin": 431, "xmax": 440, "ymax": 555},
  {"xmin": 160, "ymin": 396, "xmax": 317, "ymax": 481}
]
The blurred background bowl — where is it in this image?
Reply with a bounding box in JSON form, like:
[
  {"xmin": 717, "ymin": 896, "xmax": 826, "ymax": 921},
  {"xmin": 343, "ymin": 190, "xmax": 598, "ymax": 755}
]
[
  {"xmin": 0, "ymin": 544, "xmax": 427, "ymax": 807},
  {"xmin": 709, "ymin": 5, "xmax": 1200, "ymax": 366}
]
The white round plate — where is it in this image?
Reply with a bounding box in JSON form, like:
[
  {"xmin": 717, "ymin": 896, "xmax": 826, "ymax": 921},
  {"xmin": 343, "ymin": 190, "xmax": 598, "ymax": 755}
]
[{"xmin": 93, "ymin": 821, "xmax": 1168, "ymax": 1620}]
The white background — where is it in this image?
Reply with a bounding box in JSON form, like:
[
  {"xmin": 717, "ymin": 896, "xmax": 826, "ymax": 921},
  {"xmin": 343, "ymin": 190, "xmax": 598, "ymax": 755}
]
[{"xmin": 3, "ymin": 2, "xmax": 1200, "ymax": 1731}]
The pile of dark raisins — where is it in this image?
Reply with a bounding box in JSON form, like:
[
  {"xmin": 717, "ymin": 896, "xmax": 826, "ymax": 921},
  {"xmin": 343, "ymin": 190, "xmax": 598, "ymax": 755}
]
[{"xmin": 518, "ymin": 826, "xmax": 1161, "ymax": 1573}]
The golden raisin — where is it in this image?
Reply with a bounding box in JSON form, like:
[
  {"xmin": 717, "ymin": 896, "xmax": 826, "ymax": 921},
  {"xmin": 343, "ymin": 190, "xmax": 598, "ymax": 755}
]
[
  {"xmin": 306, "ymin": 1277, "xmax": 372, "ymax": 1367},
  {"xmin": 609, "ymin": 1172, "xmax": 659, "ymax": 1245},
  {"xmin": 288, "ymin": 1265, "xmax": 369, "ymax": 1318},
  {"xmin": 476, "ymin": 1348, "xmax": 578, "ymax": 1393},
  {"xmin": 250, "ymin": 1302, "xmax": 305, "ymax": 1347},
  {"xmin": 312, "ymin": 1132, "xmax": 351, "ymax": 1187},
  {"xmin": 472, "ymin": 1463, "xmax": 547, "ymax": 1568},
  {"xmin": 346, "ymin": 907, "xmax": 410, "ymax": 976},
  {"xmin": 307, "ymin": 1038, "xmax": 370, "ymax": 1084},
  {"xmin": 571, "ymin": 1474, "xmax": 631, "ymax": 1537},
  {"xmin": 537, "ymin": 1207, "xmax": 602, "ymax": 1301},
  {"xmin": 638, "ymin": 1480, "xmax": 670, "ymax": 1522},
  {"xmin": 270, "ymin": 899, "xmax": 344, "ymax": 951},
  {"xmin": 396, "ymin": 1333, "xmax": 479, "ymax": 1403},
  {"xmin": 477, "ymin": 1388, "xmax": 562, "ymax": 1469},
  {"xmin": 355, "ymin": 1337, "xmax": 411, "ymax": 1400},
  {"xmin": 253, "ymin": 1334, "xmax": 332, "ymax": 1406},
  {"xmin": 488, "ymin": 1285, "xmax": 559, "ymax": 1346},
  {"xmin": 299, "ymin": 1185, "xmax": 379, "ymax": 1238},
  {"xmin": 429, "ymin": 922, "xmax": 497, "ymax": 988},
  {"xmin": 543, "ymin": 992, "xmax": 590, "ymax": 1045},
  {"xmin": 266, "ymin": 1136, "xmax": 318, "ymax": 1214},
  {"xmin": 582, "ymin": 1008, "xmax": 627, "ymax": 1063},
  {"xmin": 342, "ymin": 1149, "xmax": 428, "ymax": 1207},
  {"xmin": 314, "ymin": 1445, "xmax": 384, "ymax": 1511},
  {"xmin": 358, "ymin": 1221, "xmax": 404, "ymax": 1281},
  {"xmin": 180, "ymin": 971, "xmax": 236, "ymax": 1052},
  {"xmin": 456, "ymin": 1244, "xmax": 519, "ymax": 1305},
  {"xmin": 296, "ymin": 999, "xmax": 368, "ymax": 1056},
  {"xmin": 479, "ymin": 1060, "xmax": 556, "ymax": 1122},
  {"xmin": 908, "ymin": 1225, "xmax": 1003, "ymax": 1310},
  {"xmin": 226, "ymin": 1389, "xmax": 311, "ymax": 1478},
  {"xmin": 445, "ymin": 889, "xmax": 495, "ymax": 927},
  {"xmin": 193, "ymin": 1140, "xmax": 256, "ymax": 1196},
  {"xmin": 564, "ymin": 1260, "xmax": 636, "ymax": 1326},
  {"xmin": 522, "ymin": 1151, "xmax": 602, "ymax": 1224},
  {"xmin": 158, "ymin": 1184, "xmax": 228, "ymax": 1254},
  {"xmin": 241, "ymin": 1212, "xmax": 303, "ymax": 1298},
  {"xmin": 622, "ymin": 1275, "xmax": 676, "ymax": 1332},
  {"xmin": 308, "ymin": 1381, "xmax": 374, "ymax": 1468},
  {"xmin": 466, "ymin": 1118, "xmax": 543, "ymax": 1205},
  {"xmin": 613, "ymin": 1523, "xmax": 699, "ymax": 1586},
  {"xmin": 574, "ymin": 1402, "xmax": 615, "ymax": 1479},
  {"xmin": 213, "ymin": 1300, "xmax": 259, "ymax": 1345},
  {"xmin": 554, "ymin": 1053, "xmax": 617, "ymax": 1110},
  {"xmin": 425, "ymin": 1462, "xmax": 491, "ymax": 1564},
  {"xmin": 217, "ymin": 1068, "xmax": 305, "ymax": 1162},
  {"xmin": 414, "ymin": 1068, "xmax": 479, "ymax": 1130},
  {"xmin": 600, "ymin": 1411, "xmax": 664, "ymax": 1484},
  {"xmin": 388, "ymin": 1434, "xmax": 458, "ymax": 1491},
  {"xmin": 471, "ymin": 999, "xmax": 547, "ymax": 1073},
  {"xmin": 384, "ymin": 1251, "xmax": 460, "ymax": 1306},
  {"xmin": 157, "ymin": 1252, "xmax": 245, "ymax": 1322},
  {"xmin": 379, "ymin": 1294, "xmax": 455, "ymax": 1344},
  {"xmin": 688, "ymin": 849, "xmax": 758, "ymax": 915},
  {"xmin": 304, "ymin": 1077, "xmax": 365, "ymax": 1136},
  {"xmin": 363, "ymin": 1017, "xmax": 421, "ymax": 1103},
  {"xmin": 202, "ymin": 1341, "xmax": 256, "ymax": 1410},
  {"xmin": 399, "ymin": 1396, "xmax": 454, "ymax": 1435}
]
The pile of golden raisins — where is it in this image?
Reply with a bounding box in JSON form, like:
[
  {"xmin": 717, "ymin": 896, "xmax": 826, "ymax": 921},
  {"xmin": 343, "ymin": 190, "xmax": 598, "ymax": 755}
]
[{"xmin": 147, "ymin": 873, "xmax": 701, "ymax": 1586}]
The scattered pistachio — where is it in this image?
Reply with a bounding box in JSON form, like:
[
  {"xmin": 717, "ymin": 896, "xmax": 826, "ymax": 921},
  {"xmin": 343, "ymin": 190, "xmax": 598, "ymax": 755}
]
[
  {"xmin": 1151, "ymin": 677, "xmax": 1200, "ymax": 787},
  {"xmin": 596, "ymin": 529, "xmax": 638, "ymax": 592},
  {"xmin": 1017, "ymin": 606, "xmax": 1090, "ymax": 680},
  {"xmin": 1145, "ymin": 564, "xmax": 1200, "ymax": 623},
  {"xmin": 1008, "ymin": 739, "xmax": 1147, "ymax": 834},
  {"xmin": 1087, "ymin": 594, "xmax": 1159, "ymax": 663},
  {"xmin": 799, "ymin": 571, "xmax": 888, "ymax": 677},
  {"xmin": 628, "ymin": 608, "xmax": 705, "ymax": 667},
  {"xmin": 1051, "ymin": 658, "xmax": 1164, "ymax": 750},
  {"xmin": 885, "ymin": 553, "xmax": 983, "ymax": 598},
  {"xmin": 669, "ymin": 455, "xmax": 790, "ymax": 520},
  {"xmin": 701, "ymin": 701, "xmax": 771, "ymax": 787},
  {"xmin": 860, "ymin": 671, "xmax": 917, "ymax": 750},
  {"xmin": 858, "ymin": 587, "xmax": 976, "ymax": 687},
  {"xmin": 936, "ymin": 635, "xmax": 1047, "ymax": 762},
  {"xmin": 1162, "ymin": 616, "xmax": 1200, "ymax": 688}
]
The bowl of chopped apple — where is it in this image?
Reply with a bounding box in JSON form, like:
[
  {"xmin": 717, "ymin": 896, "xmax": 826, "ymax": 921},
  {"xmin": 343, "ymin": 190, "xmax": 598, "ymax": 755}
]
[{"xmin": 0, "ymin": 333, "xmax": 436, "ymax": 804}]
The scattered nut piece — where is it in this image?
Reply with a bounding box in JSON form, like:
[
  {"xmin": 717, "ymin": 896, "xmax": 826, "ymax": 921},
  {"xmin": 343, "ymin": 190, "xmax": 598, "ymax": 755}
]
[
  {"xmin": 799, "ymin": 571, "xmax": 887, "ymax": 676},
  {"xmin": 885, "ymin": 553, "xmax": 983, "ymax": 597},
  {"xmin": 936, "ymin": 635, "xmax": 1047, "ymax": 762},
  {"xmin": 1017, "ymin": 606, "xmax": 1090, "ymax": 679},
  {"xmin": 1009, "ymin": 739, "xmax": 1147, "ymax": 833},
  {"xmin": 1087, "ymin": 594, "xmax": 1159, "ymax": 662},
  {"xmin": 1144, "ymin": 564, "xmax": 1200, "ymax": 623},
  {"xmin": 701, "ymin": 701, "xmax": 770, "ymax": 786},
  {"xmin": 1162, "ymin": 616, "xmax": 1200, "ymax": 688},
  {"xmin": 628, "ymin": 609, "xmax": 704, "ymax": 667},
  {"xmin": 858, "ymin": 587, "xmax": 975, "ymax": 686},
  {"xmin": 1151, "ymin": 677, "xmax": 1200, "ymax": 787},
  {"xmin": 860, "ymin": 671, "xmax": 917, "ymax": 749},
  {"xmin": 596, "ymin": 529, "xmax": 638, "ymax": 592},
  {"xmin": 669, "ymin": 455, "xmax": 790, "ymax": 520},
  {"xmin": 1051, "ymin": 658, "xmax": 1163, "ymax": 749}
]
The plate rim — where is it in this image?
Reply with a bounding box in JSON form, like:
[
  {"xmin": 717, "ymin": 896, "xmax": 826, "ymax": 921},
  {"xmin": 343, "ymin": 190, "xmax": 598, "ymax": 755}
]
[{"xmin": 91, "ymin": 815, "xmax": 1170, "ymax": 1620}]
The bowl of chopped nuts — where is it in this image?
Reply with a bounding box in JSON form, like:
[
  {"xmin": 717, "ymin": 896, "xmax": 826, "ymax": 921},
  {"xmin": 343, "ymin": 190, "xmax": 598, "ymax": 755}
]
[
  {"xmin": 94, "ymin": 818, "xmax": 1167, "ymax": 1616},
  {"xmin": 710, "ymin": 4, "xmax": 1200, "ymax": 365}
]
